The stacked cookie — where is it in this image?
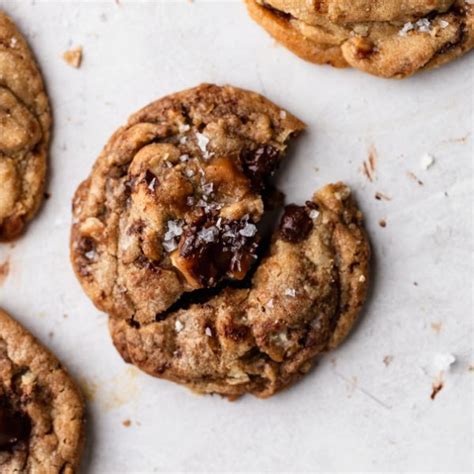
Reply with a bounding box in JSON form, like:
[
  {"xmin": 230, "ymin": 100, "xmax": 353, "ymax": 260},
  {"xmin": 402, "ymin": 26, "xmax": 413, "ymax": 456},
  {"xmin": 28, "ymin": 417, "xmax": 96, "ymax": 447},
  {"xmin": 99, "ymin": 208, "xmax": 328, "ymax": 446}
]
[{"xmin": 245, "ymin": 0, "xmax": 474, "ymax": 78}]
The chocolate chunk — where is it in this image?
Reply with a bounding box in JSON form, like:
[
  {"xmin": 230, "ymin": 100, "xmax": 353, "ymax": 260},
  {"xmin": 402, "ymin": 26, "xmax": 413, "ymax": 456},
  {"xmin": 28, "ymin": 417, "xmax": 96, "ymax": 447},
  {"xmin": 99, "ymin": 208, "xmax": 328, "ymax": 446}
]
[
  {"xmin": 240, "ymin": 145, "xmax": 281, "ymax": 189},
  {"xmin": 0, "ymin": 400, "xmax": 31, "ymax": 450},
  {"xmin": 279, "ymin": 205, "xmax": 313, "ymax": 243},
  {"xmin": 177, "ymin": 214, "xmax": 259, "ymax": 287}
]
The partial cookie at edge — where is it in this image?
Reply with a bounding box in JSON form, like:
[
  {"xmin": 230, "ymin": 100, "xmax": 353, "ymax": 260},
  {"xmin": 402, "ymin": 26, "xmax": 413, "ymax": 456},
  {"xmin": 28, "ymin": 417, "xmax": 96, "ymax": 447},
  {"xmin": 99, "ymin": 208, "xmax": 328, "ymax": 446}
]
[
  {"xmin": 0, "ymin": 11, "xmax": 51, "ymax": 241},
  {"xmin": 0, "ymin": 309, "xmax": 85, "ymax": 472}
]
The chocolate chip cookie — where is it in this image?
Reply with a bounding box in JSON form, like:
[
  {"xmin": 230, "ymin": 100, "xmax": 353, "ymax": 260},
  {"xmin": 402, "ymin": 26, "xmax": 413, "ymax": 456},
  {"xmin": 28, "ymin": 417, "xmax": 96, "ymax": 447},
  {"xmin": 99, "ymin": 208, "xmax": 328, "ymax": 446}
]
[
  {"xmin": 71, "ymin": 84, "xmax": 370, "ymax": 398},
  {"xmin": 0, "ymin": 11, "xmax": 51, "ymax": 241},
  {"xmin": 245, "ymin": 0, "xmax": 474, "ymax": 78},
  {"xmin": 0, "ymin": 309, "xmax": 85, "ymax": 472}
]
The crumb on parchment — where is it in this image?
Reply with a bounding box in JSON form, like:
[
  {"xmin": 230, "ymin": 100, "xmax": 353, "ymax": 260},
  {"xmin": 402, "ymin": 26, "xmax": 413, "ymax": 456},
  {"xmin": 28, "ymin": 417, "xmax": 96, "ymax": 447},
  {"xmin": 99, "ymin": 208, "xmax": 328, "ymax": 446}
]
[{"xmin": 63, "ymin": 46, "xmax": 83, "ymax": 68}]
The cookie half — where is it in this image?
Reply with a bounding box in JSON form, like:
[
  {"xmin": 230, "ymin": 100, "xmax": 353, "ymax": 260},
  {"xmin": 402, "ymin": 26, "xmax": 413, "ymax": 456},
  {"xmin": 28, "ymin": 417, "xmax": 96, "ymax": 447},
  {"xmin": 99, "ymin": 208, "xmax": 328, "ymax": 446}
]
[
  {"xmin": 245, "ymin": 0, "xmax": 474, "ymax": 78},
  {"xmin": 0, "ymin": 11, "xmax": 51, "ymax": 241},
  {"xmin": 110, "ymin": 182, "xmax": 370, "ymax": 399},
  {"xmin": 71, "ymin": 84, "xmax": 305, "ymax": 325},
  {"xmin": 0, "ymin": 309, "xmax": 85, "ymax": 472}
]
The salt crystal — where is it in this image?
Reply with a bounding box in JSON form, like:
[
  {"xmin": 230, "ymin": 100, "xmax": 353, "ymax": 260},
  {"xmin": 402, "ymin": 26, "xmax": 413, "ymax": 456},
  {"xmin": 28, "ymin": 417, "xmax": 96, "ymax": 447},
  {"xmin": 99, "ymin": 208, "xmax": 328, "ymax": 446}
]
[
  {"xmin": 284, "ymin": 288, "xmax": 296, "ymax": 297},
  {"xmin": 180, "ymin": 154, "xmax": 190, "ymax": 162},
  {"xmin": 266, "ymin": 299, "xmax": 274, "ymax": 308},
  {"xmin": 84, "ymin": 250, "xmax": 96, "ymax": 260},
  {"xmin": 202, "ymin": 182, "xmax": 214, "ymax": 195},
  {"xmin": 239, "ymin": 223, "xmax": 257, "ymax": 238},
  {"xmin": 432, "ymin": 353, "xmax": 456, "ymax": 373},
  {"xmin": 399, "ymin": 22, "xmax": 414, "ymax": 36},
  {"xmin": 179, "ymin": 123, "xmax": 190, "ymax": 133},
  {"xmin": 205, "ymin": 327, "xmax": 212, "ymax": 337},
  {"xmin": 196, "ymin": 132, "xmax": 211, "ymax": 159},
  {"xmin": 185, "ymin": 168, "xmax": 194, "ymax": 178},
  {"xmin": 198, "ymin": 226, "xmax": 218, "ymax": 243},
  {"xmin": 279, "ymin": 110, "xmax": 287, "ymax": 119},
  {"xmin": 164, "ymin": 220, "xmax": 183, "ymax": 241},
  {"xmin": 420, "ymin": 153, "xmax": 435, "ymax": 170},
  {"xmin": 147, "ymin": 178, "xmax": 157, "ymax": 191},
  {"xmin": 416, "ymin": 18, "xmax": 431, "ymax": 33},
  {"xmin": 163, "ymin": 240, "xmax": 178, "ymax": 253},
  {"xmin": 175, "ymin": 320, "xmax": 184, "ymax": 332},
  {"xmin": 439, "ymin": 19, "xmax": 449, "ymax": 28},
  {"xmin": 309, "ymin": 209, "xmax": 320, "ymax": 220}
]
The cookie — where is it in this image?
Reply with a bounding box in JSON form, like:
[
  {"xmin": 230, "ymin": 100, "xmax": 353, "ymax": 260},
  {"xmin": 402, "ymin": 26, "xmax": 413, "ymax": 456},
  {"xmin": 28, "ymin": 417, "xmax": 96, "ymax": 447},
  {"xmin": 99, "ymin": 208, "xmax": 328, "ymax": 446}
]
[
  {"xmin": 109, "ymin": 182, "xmax": 370, "ymax": 399},
  {"xmin": 245, "ymin": 0, "xmax": 474, "ymax": 78},
  {"xmin": 0, "ymin": 11, "xmax": 51, "ymax": 241},
  {"xmin": 70, "ymin": 83, "xmax": 370, "ymax": 398},
  {"xmin": 71, "ymin": 84, "xmax": 305, "ymax": 324},
  {"xmin": 0, "ymin": 309, "xmax": 85, "ymax": 472}
]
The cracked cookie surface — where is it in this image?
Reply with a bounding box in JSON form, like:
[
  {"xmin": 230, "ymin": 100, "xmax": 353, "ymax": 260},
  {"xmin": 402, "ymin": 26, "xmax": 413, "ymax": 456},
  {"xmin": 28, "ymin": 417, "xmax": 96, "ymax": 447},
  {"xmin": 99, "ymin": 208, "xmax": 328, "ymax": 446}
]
[
  {"xmin": 245, "ymin": 0, "xmax": 474, "ymax": 78},
  {"xmin": 0, "ymin": 11, "xmax": 51, "ymax": 240},
  {"xmin": 71, "ymin": 84, "xmax": 370, "ymax": 398},
  {"xmin": 0, "ymin": 309, "xmax": 85, "ymax": 472},
  {"xmin": 71, "ymin": 84, "xmax": 305, "ymax": 326},
  {"xmin": 110, "ymin": 182, "xmax": 370, "ymax": 398}
]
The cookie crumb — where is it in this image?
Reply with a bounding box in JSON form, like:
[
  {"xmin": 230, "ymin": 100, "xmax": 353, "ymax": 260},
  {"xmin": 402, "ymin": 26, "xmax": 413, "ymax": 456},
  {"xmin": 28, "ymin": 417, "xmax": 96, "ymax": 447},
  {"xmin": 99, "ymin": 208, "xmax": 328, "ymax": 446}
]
[
  {"xmin": 420, "ymin": 153, "xmax": 435, "ymax": 170},
  {"xmin": 430, "ymin": 380, "xmax": 444, "ymax": 400},
  {"xmin": 407, "ymin": 171, "xmax": 424, "ymax": 186},
  {"xmin": 375, "ymin": 192, "xmax": 391, "ymax": 201},
  {"xmin": 431, "ymin": 322, "xmax": 442, "ymax": 334},
  {"xmin": 0, "ymin": 258, "xmax": 10, "ymax": 286},
  {"xmin": 362, "ymin": 146, "xmax": 377, "ymax": 182},
  {"xmin": 358, "ymin": 275, "xmax": 366, "ymax": 283},
  {"xmin": 63, "ymin": 46, "xmax": 83, "ymax": 68},
  {"xmin": 383, "ymin": 355, "xmax": 394, "ymax": 366},
  {"xmin": 122, "ymin": 419, "xmax": 131, "ymax": 427},
  {"xmin": 379, "ymin": 219, "xmax": 387, "ymax": 228}
]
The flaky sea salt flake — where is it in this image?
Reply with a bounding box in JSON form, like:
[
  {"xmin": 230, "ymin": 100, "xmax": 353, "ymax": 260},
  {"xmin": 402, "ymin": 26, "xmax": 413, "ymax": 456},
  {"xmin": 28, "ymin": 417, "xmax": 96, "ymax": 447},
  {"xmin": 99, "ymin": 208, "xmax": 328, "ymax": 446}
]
[
  {"xmin": 239, "ymin": 223, "xmax": 257, "ymax": 238},
  {"xmin": 284, "ymin": 288, "xmax": 296, "ymax": 297},
  {"xmin": 175, "ymin": 320, "xmax": 184, "ymax": 333}
]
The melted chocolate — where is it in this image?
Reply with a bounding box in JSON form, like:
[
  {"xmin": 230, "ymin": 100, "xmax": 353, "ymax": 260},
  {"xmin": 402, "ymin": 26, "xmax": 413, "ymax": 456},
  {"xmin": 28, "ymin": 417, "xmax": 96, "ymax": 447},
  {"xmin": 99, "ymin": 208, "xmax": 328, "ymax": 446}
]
[
  {"xmin": 240, "ymin": 145, "xmax": 281, "ymax": 190},
  {"xmin": 279, "ymin": 205, "xmax": 313, "ymax": 243},
  {"xmin": 179, "ymin": 214, "xmax": 259, "ymax": 286},
  {"xmin": 0, "ymin": 400, "xmax": 31, "ymax": 450}
]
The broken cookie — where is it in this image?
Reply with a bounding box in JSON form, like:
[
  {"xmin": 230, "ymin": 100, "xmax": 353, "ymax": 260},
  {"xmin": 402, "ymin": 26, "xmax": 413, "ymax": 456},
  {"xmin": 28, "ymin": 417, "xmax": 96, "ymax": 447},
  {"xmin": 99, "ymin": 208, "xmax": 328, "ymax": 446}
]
[{"xmin": 71, "ymin": 84, "xmax": 370, "ymax": 398}]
